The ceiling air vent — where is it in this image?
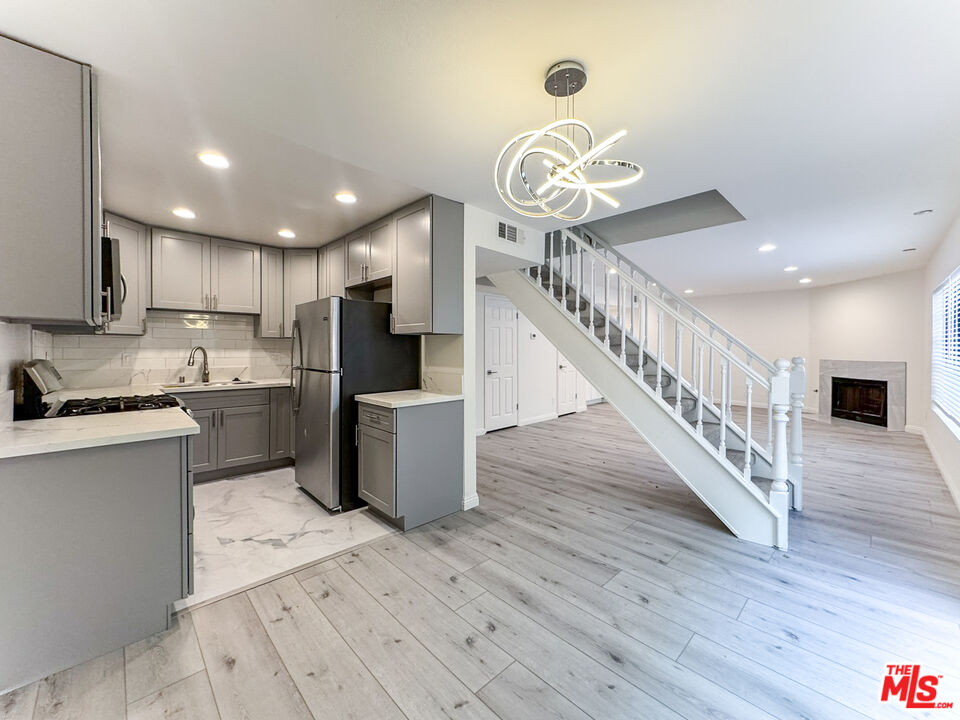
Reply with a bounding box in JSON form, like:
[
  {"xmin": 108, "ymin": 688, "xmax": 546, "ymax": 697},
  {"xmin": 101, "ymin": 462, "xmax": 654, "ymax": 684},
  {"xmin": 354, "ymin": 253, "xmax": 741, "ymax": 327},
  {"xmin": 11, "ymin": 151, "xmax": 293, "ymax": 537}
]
[{"xmin": 497, "ymin": 220, "xmax": 522, "ymax": 243}]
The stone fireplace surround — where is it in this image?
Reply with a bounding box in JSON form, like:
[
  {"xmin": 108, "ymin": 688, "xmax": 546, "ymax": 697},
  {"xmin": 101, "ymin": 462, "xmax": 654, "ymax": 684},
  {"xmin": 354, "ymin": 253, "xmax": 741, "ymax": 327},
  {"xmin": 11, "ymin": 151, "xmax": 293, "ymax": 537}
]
[{"xmin": 818, "ymin": 359, "xmax": 907, "ymax": 431}]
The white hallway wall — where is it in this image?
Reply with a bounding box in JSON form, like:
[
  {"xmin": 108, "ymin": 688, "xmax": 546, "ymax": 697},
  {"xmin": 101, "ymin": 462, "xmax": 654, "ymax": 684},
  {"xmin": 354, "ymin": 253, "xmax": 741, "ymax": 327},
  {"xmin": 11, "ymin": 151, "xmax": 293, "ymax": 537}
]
[
  {"xmin": 924, "ymin": 214, "xmax": 960, "ymax": 507},
  {"xmin": 687, "ymin": 269, "xmax": 925, "ymax": 428}
]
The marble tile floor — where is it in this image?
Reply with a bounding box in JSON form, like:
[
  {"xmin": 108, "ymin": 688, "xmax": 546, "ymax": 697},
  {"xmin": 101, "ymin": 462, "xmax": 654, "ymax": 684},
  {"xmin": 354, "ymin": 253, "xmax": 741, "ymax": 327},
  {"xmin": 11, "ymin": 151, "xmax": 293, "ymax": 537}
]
[{"xmin": 176, "ymin": 467, "xmax": 397, "ymax": 610}]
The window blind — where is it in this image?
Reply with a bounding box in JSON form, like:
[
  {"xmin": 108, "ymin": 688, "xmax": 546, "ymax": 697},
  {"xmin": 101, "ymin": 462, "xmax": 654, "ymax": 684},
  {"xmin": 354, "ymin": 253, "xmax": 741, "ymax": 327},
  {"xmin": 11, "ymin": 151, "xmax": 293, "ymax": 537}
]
[{"xmin": 932, "ymin": 264, "xmax": 960, "ymax": 427}]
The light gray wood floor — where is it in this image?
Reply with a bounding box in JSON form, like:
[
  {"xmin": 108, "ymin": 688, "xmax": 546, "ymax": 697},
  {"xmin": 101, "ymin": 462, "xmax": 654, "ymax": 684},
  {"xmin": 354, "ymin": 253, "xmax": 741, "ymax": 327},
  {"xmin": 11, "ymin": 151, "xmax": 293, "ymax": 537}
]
[{"xmin": 3, "ymin": 403, "xmax": 958, "ymax": 719}]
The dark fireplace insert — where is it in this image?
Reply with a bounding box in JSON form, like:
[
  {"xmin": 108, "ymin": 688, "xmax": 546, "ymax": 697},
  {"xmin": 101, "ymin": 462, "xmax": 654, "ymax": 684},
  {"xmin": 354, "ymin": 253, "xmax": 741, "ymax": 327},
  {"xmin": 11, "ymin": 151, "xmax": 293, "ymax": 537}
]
[{"xmin": 831, "ymin": 376, "xmax": 888, "ymax": 427}]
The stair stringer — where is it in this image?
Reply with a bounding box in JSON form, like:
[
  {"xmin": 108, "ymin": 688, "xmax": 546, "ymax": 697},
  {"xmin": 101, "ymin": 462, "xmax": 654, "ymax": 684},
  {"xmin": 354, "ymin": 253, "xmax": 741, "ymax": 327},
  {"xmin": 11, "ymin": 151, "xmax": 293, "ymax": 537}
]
[{"xmin": 490, "ymin": 270, "xmax": 784, "ymax": 548}]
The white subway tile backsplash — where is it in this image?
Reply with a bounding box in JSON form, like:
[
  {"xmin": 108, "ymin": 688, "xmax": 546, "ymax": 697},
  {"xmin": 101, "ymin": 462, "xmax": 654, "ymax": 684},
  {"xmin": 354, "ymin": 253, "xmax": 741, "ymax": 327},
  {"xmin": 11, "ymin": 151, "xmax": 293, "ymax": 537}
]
[{"xmin": 49, "ymin": 312, "xmax": 290, "ymax": 389}]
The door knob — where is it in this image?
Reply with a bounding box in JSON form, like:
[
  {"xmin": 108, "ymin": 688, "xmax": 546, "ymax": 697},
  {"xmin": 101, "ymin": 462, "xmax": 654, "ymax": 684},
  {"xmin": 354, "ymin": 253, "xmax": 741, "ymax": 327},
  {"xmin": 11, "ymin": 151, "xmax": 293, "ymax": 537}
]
[{"xmin": 487, "ymin": 370, "xmax": 498, "ymax": 375}]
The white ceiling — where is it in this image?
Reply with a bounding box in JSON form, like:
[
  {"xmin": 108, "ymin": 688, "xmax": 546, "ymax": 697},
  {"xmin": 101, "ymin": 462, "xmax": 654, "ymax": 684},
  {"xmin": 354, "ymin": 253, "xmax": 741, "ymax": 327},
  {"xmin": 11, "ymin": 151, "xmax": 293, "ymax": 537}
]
[{"xmin": 3, "ymin": 1, "xmax": 960, "ymax": 290}]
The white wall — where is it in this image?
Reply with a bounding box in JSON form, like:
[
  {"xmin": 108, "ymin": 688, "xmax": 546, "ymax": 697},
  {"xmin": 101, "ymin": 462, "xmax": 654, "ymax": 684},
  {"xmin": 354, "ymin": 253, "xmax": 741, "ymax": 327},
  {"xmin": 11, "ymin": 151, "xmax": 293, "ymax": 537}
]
[
  {"xmin": 923, "ymin": 214, "xmax": 960, "ymax": 508},
  {"xmin": 689, "ymin": 269, "xmax": 925, "ymax": 425},
  {"xmin": 517, "ymin": 312, "xmax": 557, "ymax": 425}
]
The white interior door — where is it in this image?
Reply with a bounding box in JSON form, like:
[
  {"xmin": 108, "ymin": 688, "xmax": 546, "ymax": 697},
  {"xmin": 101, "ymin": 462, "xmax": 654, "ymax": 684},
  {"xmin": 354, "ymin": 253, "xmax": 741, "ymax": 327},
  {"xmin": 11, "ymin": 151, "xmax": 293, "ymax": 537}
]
[
  {"xmin": 557, "ymin": 352, "xmax": 578, "ymax": 416},
  {"xmin": 484, "ymin": 295, "xmax": 518, "ymax": 431}
]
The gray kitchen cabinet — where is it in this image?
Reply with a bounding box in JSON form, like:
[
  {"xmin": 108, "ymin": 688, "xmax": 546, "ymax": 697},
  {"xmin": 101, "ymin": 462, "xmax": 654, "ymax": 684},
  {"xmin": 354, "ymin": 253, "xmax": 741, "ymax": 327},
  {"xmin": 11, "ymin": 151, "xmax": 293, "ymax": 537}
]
[
  {"xmin": 0, "ymin": 35, "xmax": 103, "ymax": 325},
  {"xmin": 259, "ymin": 246, "xmax": 284, "ymax": 338},
  {"xmin": 392, "ymin": 196, "xmax": 464, "ymax": 334},
  {"xmin": 345, "ymin": 218, "xmax": 394, "ymax": 287},
  {"xmin": 356, "ymin": 399, "xmax": 464, "ymax": 530},
  {"xmin": 269, "ymin": 387, "xmax": 293, "ymax": 459},
  {"xmin": 217, "ymin": 405, "xmax": 271, "ymax": 469},
  {"xmin": 282, "ymin": 248, "xmax": 318, "ymax": 337},
  {"xmin": 151, "ymin": 229, "xmax": 211, "ymax": 311},
  {"xmin": 190, "ymin": 408, "xmax": 217, "ymax": 472},
  {"xmin": 345, "ymin": 230, "xmax": 367, "ymax": 287},
  {"xmin": 210, "ymin": 237, "xmax": 261, "ymax": 313},
  {"xmin": 324, "ymin": 239, "xmax": 346, "ymax": 298},
  {"xmin": 104, "ymin": 213, "xmax": 148, "ymax": 335}
]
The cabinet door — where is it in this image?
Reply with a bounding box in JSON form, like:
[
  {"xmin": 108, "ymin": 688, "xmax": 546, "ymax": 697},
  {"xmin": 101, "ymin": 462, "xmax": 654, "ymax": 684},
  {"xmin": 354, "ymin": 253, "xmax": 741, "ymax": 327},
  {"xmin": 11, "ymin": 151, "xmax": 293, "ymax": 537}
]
[
  {"xmin": 269, "ymin": 387, "xmax": 293, "ymax": 459},
  {"xmin": 392, "ymin": 199, "xmax": 432, "ymax": 333},
  {"xmin": 344, "ymin": 231, "xmax": 368, "ymax": 287},
  {"xmin": 104, "ymin": 213, "xmax": 147, "ymax": 335},
  {"xmin": 259, "ymin": 247, "xmax": 284, "ymax": 338},
  {"xmin": 325, "ymin": 240, "xmax": 346, "ymax": 298},
  {"xmin": 282, "ymin": 249, "xmax": 318, "ymax": 337},
  {"xmin": 190, "ymin": 409, "xmax": 218, "ymax": 472},
  {"xmin": 367, "ymin": 217, "xmax": 394, "ymax": 282},
  {"xmin": 358, "ymin": 424, "xmax": 397, "ymax": 517},
  {"xmin": 210, "ymin": 238, "xmax": 261, "ymax": 313},
  {"xmin": 152, "ymin": 230, "xmax": 211, "ymax": 310},
  {"xmin": 317, "ymin": 246, "xmax": 327, "ymax": 299},
  {"xmin": 217, "ymin": 404, "xmax": 270, "ymax": 469}
]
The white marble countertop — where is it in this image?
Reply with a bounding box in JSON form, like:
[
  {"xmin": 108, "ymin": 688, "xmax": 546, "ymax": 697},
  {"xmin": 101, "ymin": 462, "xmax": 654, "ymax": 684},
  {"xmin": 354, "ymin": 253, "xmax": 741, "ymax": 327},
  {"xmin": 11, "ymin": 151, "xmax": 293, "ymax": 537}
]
[
  {"xmin": 46, "ymin": 378, "xmax": 290, "ymax": 403},
  {"xmin": 354, "ymin": 390, "xmax": 464, "ymax": 409},
  {"xmin": 0, "ymin": 407, "xmax": 199, "ymax": 460},
  {"xmin": 162, "ymin": 378, "xmax": 290, "ymax": 394}
]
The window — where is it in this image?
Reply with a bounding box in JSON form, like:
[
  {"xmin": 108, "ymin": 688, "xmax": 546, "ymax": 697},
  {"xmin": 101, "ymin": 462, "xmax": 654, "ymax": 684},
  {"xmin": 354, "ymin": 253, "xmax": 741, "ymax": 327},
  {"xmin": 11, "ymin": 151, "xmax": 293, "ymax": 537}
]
[{"xmin": 932, "ymin": 265, "xmax": 960, "ymax": 426}]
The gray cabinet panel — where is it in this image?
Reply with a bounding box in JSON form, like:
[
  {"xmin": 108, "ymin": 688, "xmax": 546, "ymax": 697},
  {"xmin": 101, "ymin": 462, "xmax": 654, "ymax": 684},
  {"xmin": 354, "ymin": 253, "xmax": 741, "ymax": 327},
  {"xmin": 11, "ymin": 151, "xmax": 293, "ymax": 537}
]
[
  {"xmin": 210, "ymin": 237, "xmax": 260, "ymax": 313},
  {"xmin": 0, "ymin": 36, "xmax": 99, "ymax": 324},
  {"xmin": 190, "ymin": 409, "xmax": 218, "ymax": 472},
  {"xmin": 392, "ymin": 199, "xmax": 432, "ymax": 333},
  {"xmin": 282, "ymin": 249, "xmax": 318, "ymax": 337},
  {"xmin": 217, "ymin": 404, "xmax": 271, "ymax": 469},
  {"xmin": 358, "ymin": 424, "xmax": 397, "ymax": 517},
  {"xmin": 104, "ymin": 213, "xmax": 147, "ymax": 335},
  {"xmin": 270, "ymin": 387, "xmax": 293, "ymax": 459},
  {"xmin": 367, "ymin": 218, "xmax": 394, "ymax": 281},
  {"xmin": 325, "ymin": 240, "xmax": 346, "ymax": 298},
  {"xmin": 152, "ymin": 229, "xmax": 211, "ymax": 310},
  {"xmin": 259, "ymin": 246, "xmax": 284, "ymax": 338},
  {"xmin": 345, "ymin": 231, "xmax": 367, "ymax": 287}
]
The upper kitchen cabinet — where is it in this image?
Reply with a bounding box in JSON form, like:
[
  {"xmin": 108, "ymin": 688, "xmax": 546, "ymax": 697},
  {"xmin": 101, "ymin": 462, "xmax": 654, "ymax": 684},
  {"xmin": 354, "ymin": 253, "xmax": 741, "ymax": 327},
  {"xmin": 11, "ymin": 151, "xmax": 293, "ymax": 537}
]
[
  {"xmin": 151, "ymin": 229, "xmax": 211, "ymax": 310},
  {"xmin": 0, "ymin": 36, "xmax": 103, "ymax": 325},
  {"xmin": 103, "ymin": 213, "xmax": 148, "ymax": 335},
  {"xmin": 392, "ymin": 196, "xmax": 463, "ymax": 334},
  {"xmin": 320, "ymin": 240, "xmax": 346, "ymax": 298},
  {"xmin": 151, "ymin": 231, "xmax": 260, "ymax": 313},
  {"xmin": 210, "ymin": 237, "xmax": 261, "ymax": 313},
  {"xmin": 259, "ymin": 246, "xmax": 283, "ymax": 338},
  {"xmin": 282, "ymin": 248, "xmax": 318, "ymax": 337},
  {"xmin": 344, "ymin": 218, "xmax": 394, "ymax": 288}
]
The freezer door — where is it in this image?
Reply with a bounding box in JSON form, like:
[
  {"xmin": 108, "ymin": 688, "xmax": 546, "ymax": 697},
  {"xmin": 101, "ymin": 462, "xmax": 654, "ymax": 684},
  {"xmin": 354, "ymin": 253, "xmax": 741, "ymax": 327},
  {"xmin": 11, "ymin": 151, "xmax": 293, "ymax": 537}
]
[
  {"xmin": 294, "ymin": 369, "xmax": 341, "ymax": 509},
  {"xmin": 296, "ymin": 296, "xmax": 340, "ymax": 371}
]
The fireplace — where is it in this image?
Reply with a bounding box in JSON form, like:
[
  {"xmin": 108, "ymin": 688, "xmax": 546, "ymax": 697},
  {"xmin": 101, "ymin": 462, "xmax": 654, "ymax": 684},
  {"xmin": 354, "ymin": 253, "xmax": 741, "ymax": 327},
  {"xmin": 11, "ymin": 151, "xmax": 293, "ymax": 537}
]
[{"xmin": 831, "ymin": 376, "xmax": 888, "ymax": 427}]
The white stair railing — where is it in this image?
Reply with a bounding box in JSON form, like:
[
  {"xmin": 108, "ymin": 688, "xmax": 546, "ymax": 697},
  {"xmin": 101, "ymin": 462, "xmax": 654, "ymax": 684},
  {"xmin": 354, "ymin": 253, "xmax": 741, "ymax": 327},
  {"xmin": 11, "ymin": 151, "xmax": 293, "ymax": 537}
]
[{"xmin": 532, "ymin": 228, "xmax": 804, "ymax": 515}]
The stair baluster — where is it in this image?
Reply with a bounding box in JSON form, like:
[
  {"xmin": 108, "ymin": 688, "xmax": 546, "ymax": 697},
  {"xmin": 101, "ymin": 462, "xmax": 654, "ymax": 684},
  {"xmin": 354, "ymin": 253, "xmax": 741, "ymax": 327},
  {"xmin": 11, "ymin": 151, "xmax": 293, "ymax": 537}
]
[
  {"xmin": 789, "ymin": 357, "xmax": 806, "ymax": 510},
  {"xmin": 656, "ymin": 311, "xmax": 664, "ymax": 397},
  {"xmin": 708, "ymin": 330, "xmax": 715, "ymax": 405},
  {"xmin": 576, "ymin": 247, "xmax": 583, "ymax": 324},
  {"xmin": 604, "ymin": 269, "xmax": 611, "ymax": 348},
  {"xmin": 675, "ymin": 325, "xmax": 683, "ymax": 415},
  {"xmin": 589, "ymin": 257, "xmax": 596, "ymax": 333},
  {"xmin": 719, "ymin": 358, "xmax": 728, "ymax": 455},
  {"xmin": 620, "ymin": 278, "xmax": 627, "ymax": 366},
  {"xmin": 548, "ymin": 232, "xmax": 555, "ymax": 298},
  {"xmin": 744, "ymin": 378, "xmax": 753, "ymax": 480},
  {"xmin": 561, "ymin": 234, "xmax": 567, "ymax": 305},
  {"xmin": 696, "ymin": 343, "xmax": 704, "ymax": 435}
]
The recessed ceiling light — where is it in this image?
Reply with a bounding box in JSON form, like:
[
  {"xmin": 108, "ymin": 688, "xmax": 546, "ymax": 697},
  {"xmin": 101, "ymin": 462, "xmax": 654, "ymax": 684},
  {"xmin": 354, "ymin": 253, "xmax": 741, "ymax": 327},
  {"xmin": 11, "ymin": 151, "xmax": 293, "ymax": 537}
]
[
  {"xmin": 913, "ymin": 209, "xmax": 933, "ymax": 215},
  {"xmin": 684, "ymin": 288, "xmax": 694, "ymax": 294},
  {"xmin": 172, "ymin": 207, "xmax": 196, "ymax": 219},
  {"xmin": 197, "ymin": 151, "xmax": 229, "ymax": 169},
  {"xmin": 277, "ymin": 229, "xmax": 296, "ymax": 239},
  {"xmin": 334, "ymin": 191, "xmax": 357, "ymax": 204},
  {"xmin": 902, "ymin": 247, "xmax": 916, "ymax": 252},
  {"xmin": 758, "ymin": 243, "xmax": 777, "ymax": 253},
  {"xmin": 799, "ymin": 277, "xmax": 813, "ymax": 284},
  {"xmin": 783, "ymin": 265, "xmax": 799, "ymax": 272}
]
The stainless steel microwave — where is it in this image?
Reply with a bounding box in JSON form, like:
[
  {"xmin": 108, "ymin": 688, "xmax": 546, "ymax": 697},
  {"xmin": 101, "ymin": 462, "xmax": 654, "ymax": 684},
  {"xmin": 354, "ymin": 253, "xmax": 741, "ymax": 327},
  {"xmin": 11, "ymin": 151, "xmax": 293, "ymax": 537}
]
[{"xmin": 100, "ymin": 234, "xmax": 121, "ymax": 322}]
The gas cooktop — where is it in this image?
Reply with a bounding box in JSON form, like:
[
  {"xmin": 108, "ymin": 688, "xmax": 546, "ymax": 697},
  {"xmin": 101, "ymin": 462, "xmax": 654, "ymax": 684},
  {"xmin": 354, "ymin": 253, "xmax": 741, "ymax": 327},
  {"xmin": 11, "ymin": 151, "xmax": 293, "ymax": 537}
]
[{"xmin": 55, "ymin": 394, "xmax": 182, "ymax": 417}]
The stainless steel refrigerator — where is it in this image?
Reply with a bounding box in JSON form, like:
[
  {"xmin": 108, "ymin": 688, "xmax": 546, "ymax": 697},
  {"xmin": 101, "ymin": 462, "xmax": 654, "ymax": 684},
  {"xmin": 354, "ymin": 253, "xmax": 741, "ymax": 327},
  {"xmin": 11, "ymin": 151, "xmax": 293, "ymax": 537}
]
[{"xmin": 291, "ymin": 297, "xmax": 420, "ymax": 511}]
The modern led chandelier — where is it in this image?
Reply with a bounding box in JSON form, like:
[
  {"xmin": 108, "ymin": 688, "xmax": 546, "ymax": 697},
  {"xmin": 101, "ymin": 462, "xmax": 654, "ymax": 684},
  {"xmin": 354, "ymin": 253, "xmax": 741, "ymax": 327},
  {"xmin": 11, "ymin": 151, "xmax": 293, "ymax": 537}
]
[{"xmin": 495, "ymin": 60, "xmax": 643, "ymax": 221}]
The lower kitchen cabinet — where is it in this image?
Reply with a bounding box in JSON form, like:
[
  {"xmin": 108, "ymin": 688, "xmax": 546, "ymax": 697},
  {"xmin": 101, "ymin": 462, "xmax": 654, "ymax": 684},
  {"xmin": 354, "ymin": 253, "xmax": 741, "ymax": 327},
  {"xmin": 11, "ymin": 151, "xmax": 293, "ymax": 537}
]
[
  {"xmin": 190, "ymin": 408, "xmax": 218, "ymax": 472},
  {"xmin": 356, "ymin": 398, "xmax": 463, "ymax": 530},
  {"xmin": 218, "ymin": 405, "xmax": 270, "ymax": 468},
  {"xmin": 269, "ymin": 386, "xmax": 293, "ymax": 459}
]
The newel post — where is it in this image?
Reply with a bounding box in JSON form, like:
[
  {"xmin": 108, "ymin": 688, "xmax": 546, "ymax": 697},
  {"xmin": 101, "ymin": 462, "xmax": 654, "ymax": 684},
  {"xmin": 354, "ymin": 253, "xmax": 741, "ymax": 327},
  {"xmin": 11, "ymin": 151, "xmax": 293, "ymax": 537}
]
[
  {"xmin": 789, "ymin": 356, "xmax": 806, "ymax": 511},
  {"xmin": 770, "ymin": 358, "xmax": 791, "ymax": 549}
]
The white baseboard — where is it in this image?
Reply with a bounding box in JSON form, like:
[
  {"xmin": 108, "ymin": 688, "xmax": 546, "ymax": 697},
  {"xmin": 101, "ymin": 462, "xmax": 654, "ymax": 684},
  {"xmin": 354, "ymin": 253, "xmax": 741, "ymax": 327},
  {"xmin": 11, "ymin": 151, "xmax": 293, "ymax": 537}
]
[
  {"xmin": 904, "ymin": 424, "xmax": 924, "ymax": 435},
  {"xmin": 920, "ymin": 414, "xmax": 960, "ymax": 514},
  {"xmin": 475, "ymin": 428, "xmax": 486, "ymax": 437},
  {"xmin": 461, "ymin": 493, "xmax": 479, "ymax": 511},
  {"xmin": 519, "ymin": 412, "xmax": 557, "ymax": 427}
]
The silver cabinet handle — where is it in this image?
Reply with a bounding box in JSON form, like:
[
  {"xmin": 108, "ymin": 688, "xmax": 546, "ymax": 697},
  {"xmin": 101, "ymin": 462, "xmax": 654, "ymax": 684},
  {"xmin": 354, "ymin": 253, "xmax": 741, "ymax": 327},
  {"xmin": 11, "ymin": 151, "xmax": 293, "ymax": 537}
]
[
  {"xmin": 203, "ymin": 294, "xmax": 209, "ymax": 309},
  {"xmin": 213, "ymin": 294, "xmax": 218, "ymax": 310},
  {"xmin": 212, "ymin": 410, "xmax": 216, "ymax": 428},
  {"xmin": 486, "ymin": 370, "xmax": 497, "ymax": 375}
]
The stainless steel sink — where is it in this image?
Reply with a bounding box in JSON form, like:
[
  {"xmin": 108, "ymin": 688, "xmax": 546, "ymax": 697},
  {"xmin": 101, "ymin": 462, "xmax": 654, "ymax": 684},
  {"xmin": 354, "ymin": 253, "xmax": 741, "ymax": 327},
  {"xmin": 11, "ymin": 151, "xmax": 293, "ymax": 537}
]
[{"xmin": 162, "ymin": 380, "xmax": 257, "ymax": 389}]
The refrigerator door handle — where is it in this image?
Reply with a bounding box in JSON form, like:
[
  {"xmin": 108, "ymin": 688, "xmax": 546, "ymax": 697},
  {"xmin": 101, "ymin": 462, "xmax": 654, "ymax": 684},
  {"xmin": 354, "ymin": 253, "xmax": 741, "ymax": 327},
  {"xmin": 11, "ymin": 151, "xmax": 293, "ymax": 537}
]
[{"xmin": 291, "ymin": 319, "xmax": 303, "ymax": 414}]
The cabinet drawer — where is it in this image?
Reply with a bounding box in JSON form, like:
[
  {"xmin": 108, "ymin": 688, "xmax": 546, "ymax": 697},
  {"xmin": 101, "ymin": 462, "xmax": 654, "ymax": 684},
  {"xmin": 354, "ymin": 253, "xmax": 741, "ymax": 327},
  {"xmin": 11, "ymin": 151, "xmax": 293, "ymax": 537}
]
[
  {"xmin": 358, "ymin": 403, "xmax": 395, "ymax": 433},
  {"xmin": 358, "ymin": 424, "xmax": 396, "ymax": 517},
  {"xmin": 175, "ymin": 388, "xmax": 270, "ymax": 410}
]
